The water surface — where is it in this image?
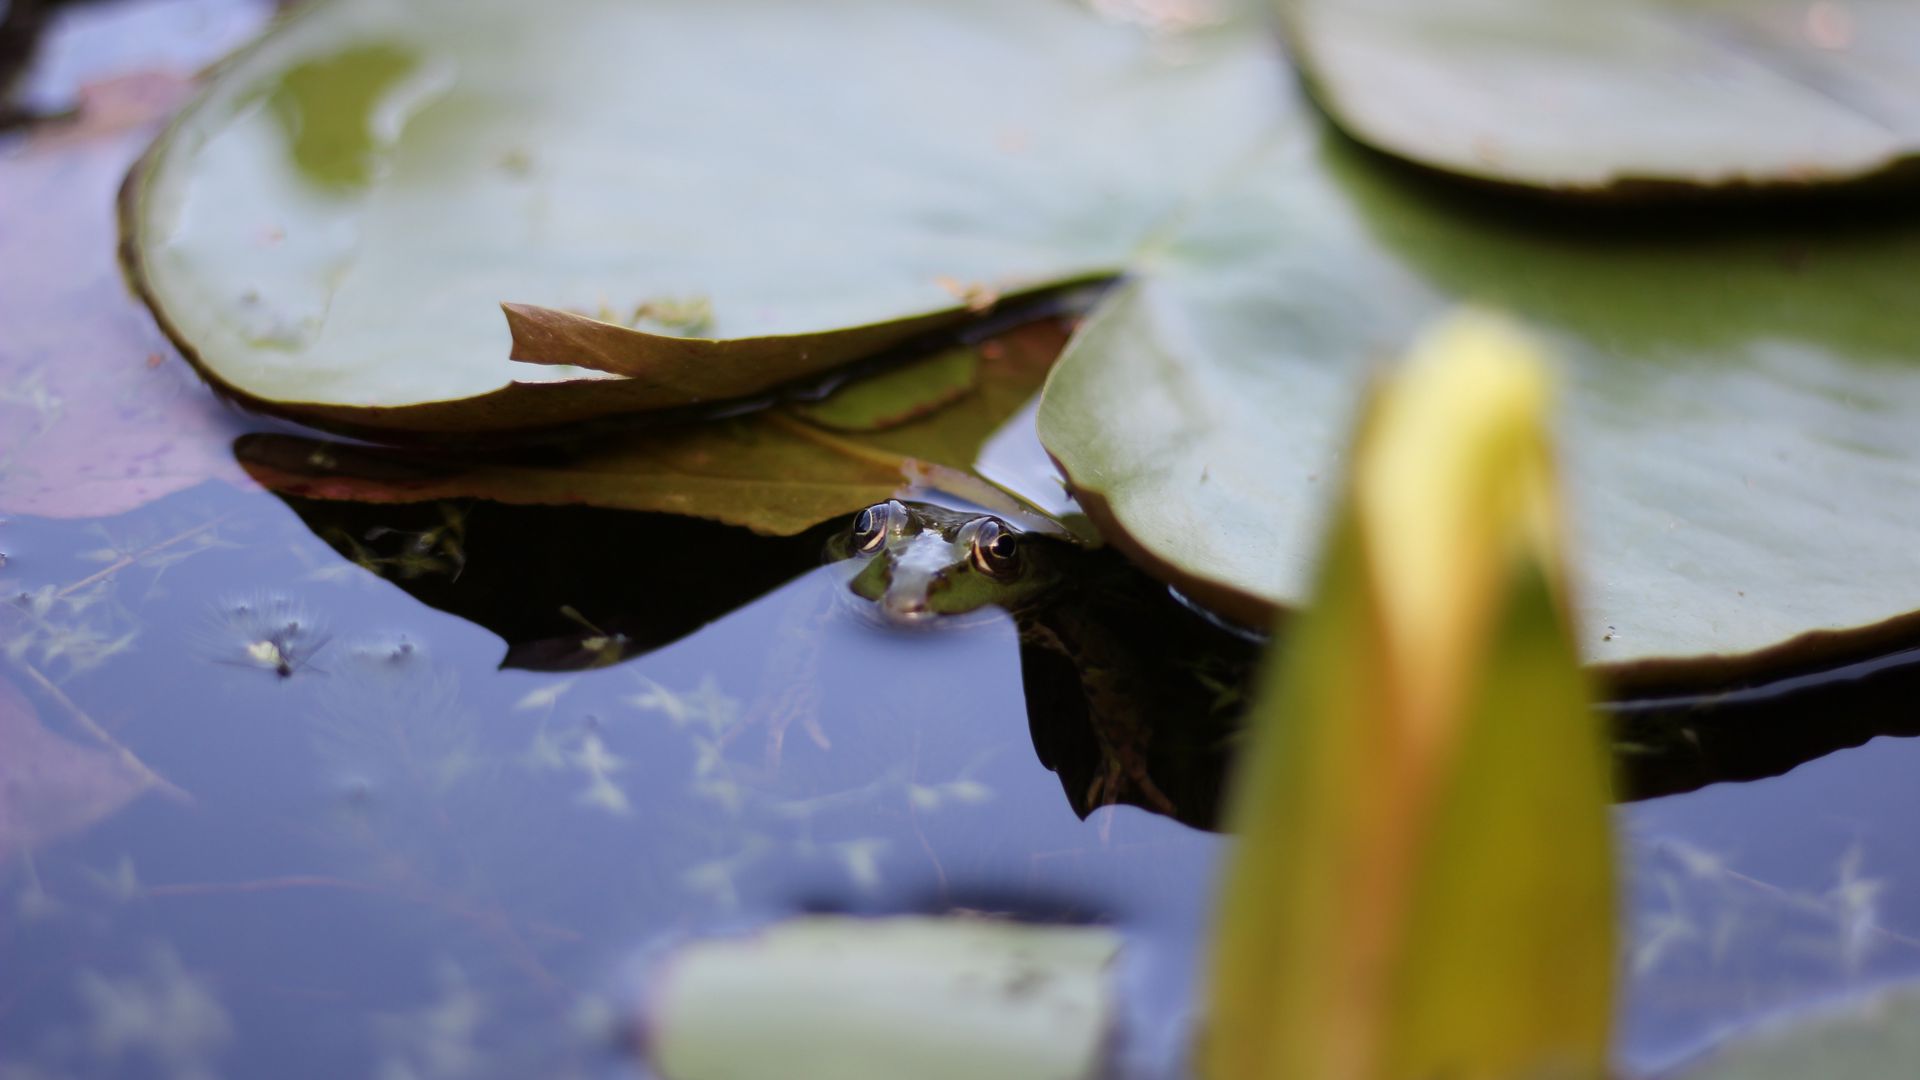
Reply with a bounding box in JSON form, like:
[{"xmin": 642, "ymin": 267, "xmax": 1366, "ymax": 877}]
[{"xmin": 4, "ymin": 3, "xmax": 1919, "ymax": 1077}]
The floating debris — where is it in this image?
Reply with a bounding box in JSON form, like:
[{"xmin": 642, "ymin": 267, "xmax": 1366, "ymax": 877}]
[{"xmin": 200, "ymin": 593, "xmax": 328, "ymax": 679}]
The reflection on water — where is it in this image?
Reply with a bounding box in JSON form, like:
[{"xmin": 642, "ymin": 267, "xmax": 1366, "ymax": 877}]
[
  {"xmin": 1620, "ymin": 736, "xmax": 1920, "ymax": 1074},
  {"xmin": 262, "ymin": 490, "xmax": 1250, "ymax": 831},
  {"xmin": 0, "ymin": 483, "xmax": 1227, "ymax": 1077},
  {"xmin": 3, "ymin": 479, "xmax": 1920, "ymax": 1077}
]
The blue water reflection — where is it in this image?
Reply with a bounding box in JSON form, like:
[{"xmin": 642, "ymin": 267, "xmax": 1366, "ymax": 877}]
[{"xmin": 0, "ymin": 485, "xmax": 1226, "ymax": 1077}]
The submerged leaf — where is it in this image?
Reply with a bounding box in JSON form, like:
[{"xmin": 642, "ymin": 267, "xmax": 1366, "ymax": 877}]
[
  {"xmin": 123, "ymin": 0, "xmax": 1277, "ymax": 433},
  {"xmin": 0, "ymin": 74, "xmax": 246, "ymax": 518},
  {"xmin": 1287, "ymin": 0, "xmax": 1920, "ymax": 194},
  {"xmin": 1203, "ymin": 313, "xmax": 1612, "ymax": 1080},
  {"xmin": 645, "ymin": 915, "xmax": 1120, "ymax": 1080},
  {"xmin": 788, "ymin": 347, "xmax": 980, "ymax": 432},
  {"xmin": 0, "ymin": 673, "xmax": 153, "ymax": 872},
  {"xmin": 238, "ymin": 419, "xmax": 901, "ymax": 537}
]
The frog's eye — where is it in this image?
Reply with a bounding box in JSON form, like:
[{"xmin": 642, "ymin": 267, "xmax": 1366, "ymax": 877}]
[
  {"xmin": 969, "ymin": 519, "xmax": 1020, "ymax": 577},
  {"xmin": 851, "ymin": 502, "xmax": 895, "ymax": 553}
]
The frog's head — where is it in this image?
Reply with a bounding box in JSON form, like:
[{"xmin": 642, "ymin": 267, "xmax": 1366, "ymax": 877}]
[{"xmin": 836, "ymin": 500, "xmax": 1062, "ymax": 625}]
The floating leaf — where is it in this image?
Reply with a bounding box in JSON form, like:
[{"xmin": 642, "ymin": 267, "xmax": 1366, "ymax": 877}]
[
  {"xmin": 1039, "ymin": 105, "xmax": 1920, "ymax": 687},
  {"xmin": 236, "ymin": 321, "xmax": 1065, "ymax": 535},
  {"xmin": 0, "ymin": 672, "xmax": 154, "ymax": 872},
  {"xmin": 0, "ymin": 74, "xmax": 246, "ymax": 517},
  {"xmin": 645, "ymin": 915, "xmax": 1120, "ymax": 1080},
  {"xmin": 1286, "ymin": 0, "xmax": 1920, "ymax": 194},
  {"xmin": 1203, "ymin": 313, "xmax": 1612, "ymax": 1080},
  {"xmin": 123, "ymin": 0, "xmax": 1277, "ymax": 434}
]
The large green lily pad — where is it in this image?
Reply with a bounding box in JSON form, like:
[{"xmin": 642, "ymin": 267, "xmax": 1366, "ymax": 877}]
[
  {"xmin": 1038, "ymin": 103, "xmax": 1920, "ymax": 687},
  {"xmin": 123, "ymin": 0, "xmax": 1277, "ymax": 435},
  {"xmin": 1287, "ymin": 0, "xmax": 1920, "ymax": 193}
]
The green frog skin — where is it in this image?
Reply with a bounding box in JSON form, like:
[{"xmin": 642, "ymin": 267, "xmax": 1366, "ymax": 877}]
[{"xmin": 832, "ymin": 500, "xmax": 1067, "ymax": 624}]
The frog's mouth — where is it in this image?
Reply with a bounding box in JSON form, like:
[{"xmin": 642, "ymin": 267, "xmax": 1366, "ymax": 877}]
[
  {"xmin": 865, "ymin": 528, "xmax": 954, "ymax": 623},
  {"xmin": 878, "ymin": 588, "xmax": 937, "ymax": 624},
  {"xmin": 837, "ymin": 540, "xmax": 1006, "ymax": 631},
  {"xmin": 852, "ymin": 592, "xmax": 1007, "ymax": 632}
]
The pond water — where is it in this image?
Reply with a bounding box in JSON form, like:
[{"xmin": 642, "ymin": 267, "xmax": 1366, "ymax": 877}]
[{"xmin": 5, "ymin": 3, "xmax": 1920, "ymax": 1078}]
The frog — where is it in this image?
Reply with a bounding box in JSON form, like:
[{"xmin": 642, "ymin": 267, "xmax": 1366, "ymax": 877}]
[
  {"xmin": 833, "ymin": 500, "xmax": 1064, "ymax": 623},
  {"xmin": 833, "ymin": 499, "xmax": 1260, "ymax": 829}
]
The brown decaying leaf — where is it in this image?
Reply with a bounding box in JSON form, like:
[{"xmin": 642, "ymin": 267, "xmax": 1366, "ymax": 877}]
[
  {"xmin": 501, "ymin": 292, "xmax": 1048, "ymax": 405},
  {"xmin": 237, "ymin": 321, "xmax": 1067, "ymax": 536},
  {"xmin": 0, "ymin": 671, "xmax": 152, "ymax": 872},
  {"xmin": 0, "ymin": 73, "xmax": 247, "ymax": 518}
]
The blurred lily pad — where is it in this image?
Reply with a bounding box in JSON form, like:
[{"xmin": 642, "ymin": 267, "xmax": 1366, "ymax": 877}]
[
  {"xmin": 122, "ymin": 0, "xmax": 1276, "ymax": 435},
  {"xmin": 1672, "ymin": 980, "xmax": 1920, "ymax": 1080},
  {"xmin": 644, "ymin": 915, "xmax": 1120, "ymax": 1080},
  {"xmin": 1287, "ymin": 0, "xmax": 1920, "ymax": 193},
  {"xmin": 1038, "ymin": 105, "xmax": 1920, "ymax": 688}
]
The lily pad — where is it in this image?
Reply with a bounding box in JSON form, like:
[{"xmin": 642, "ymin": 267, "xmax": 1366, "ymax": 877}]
[
  {"xmin": 643, "ymin": 915, "xmax": 1120, "ymax": 1080},
  {"xmin": 122, "ymin": 0, "xmax": 1277, "ymax": 435},
  {"xmin": 1286, "ymin": 0, "xmax": 1920, "ymax": 193},
  {"xmin": 1038, "ymin": 103, "xmax": 1920, "ymax": 688}
]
